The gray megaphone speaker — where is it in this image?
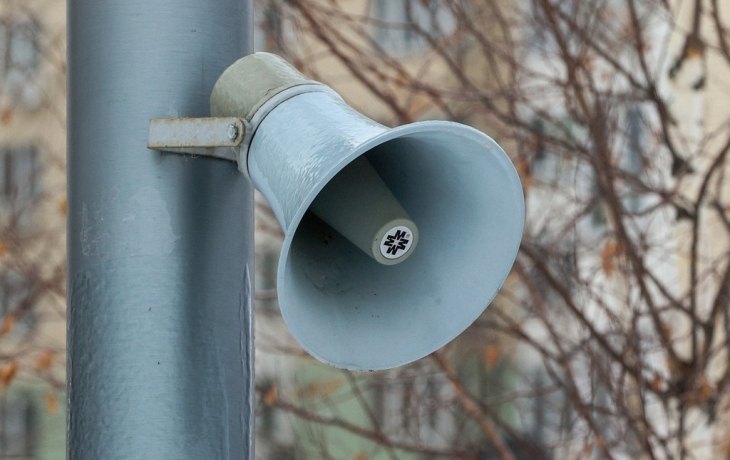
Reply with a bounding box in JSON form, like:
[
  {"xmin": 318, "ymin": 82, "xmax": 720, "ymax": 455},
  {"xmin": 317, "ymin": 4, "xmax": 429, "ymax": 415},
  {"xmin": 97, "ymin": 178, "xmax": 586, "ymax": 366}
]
[{"xmin": 210, "ymin": 53, "xmax": 524, "ymax": 371}]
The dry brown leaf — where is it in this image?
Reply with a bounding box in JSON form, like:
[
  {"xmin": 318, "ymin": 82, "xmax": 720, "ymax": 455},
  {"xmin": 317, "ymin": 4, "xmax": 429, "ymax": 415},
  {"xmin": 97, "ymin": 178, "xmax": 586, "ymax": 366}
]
[
  {"xmin": 264, "ymin": 386, "xmax": 278, "ymax": 406},
  {"xmin": 44, "ymin": 393, "xmax": 59, "ymax": 415},
  {"xmin": 0, "ymin": 361, "xmax": 18, "ymax": 389},
  {"xmin": 35, "ymin": 350, "xmax": 55, "ymax": 371},
  {"xmin": 298, "ymin": 378, "xmax": 344, "ymax": 398},
  {"xmin": 515, "ymin": 159, "xmax": 535, "ymax": 190},
  {"xmin": 581, "ymin": 55, "xmax": 594, "ymax": 71},
  {"xmin": 695, "ymin": 375, "xmax": 715, "ymax": 404},
  {"xmin": 515, "ymin": 158, "xmax": 529, "ymax": 176},
  {"xmin": 684, "ymin": 43, "xmax": 704, "ymax": 59},
  {"xmin": 667, "ymin": 354, "xmax": 691, "ymax": 381},
  {"xmin": 59, "ymin": 198, "xmax": 68, "ymax": 216},
  {"xmin": 650, "ymin": 375, "xmax": 663, "ymax": 392},
  {"xmin": 1, "ymin": 314, "xmax": 15, "ymax": 335},
  {"xmin": 522, "ymin": 175, "xmax": 536, "ymax": 190},
  {"xmin": 0, "ymin": 241, "xmax": 8, "ymax": 256},
  {"xmin": 719, "ymin": 433, "xmax": 730, "ymax": 458},
  {"xmin": 1, "ymin": 108, "xmax": 12, "ymax": 125},
  {"xmin": 581, "ymin": 442, "xmax": 594, "ymax": 456},
  {"xmin": 353, "ymin": 452, "xmax": 367, "ymax": 460},
  {"xmin": 660, "ymin": 321, "xmax": 673, "ymax": 339},
  {"xmin": 601, "ymin": 240, "xmax": 618, "ymax": 277},
  {"xmin": 484, "ymin": 345, "xmax": 500, "ymax": 370}
]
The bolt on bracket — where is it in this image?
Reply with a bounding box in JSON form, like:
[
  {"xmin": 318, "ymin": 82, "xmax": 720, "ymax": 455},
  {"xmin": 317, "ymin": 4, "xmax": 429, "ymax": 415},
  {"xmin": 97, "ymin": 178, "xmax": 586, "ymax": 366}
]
[{"xmin": 147, "ymin": 117, "xmax": 250, "ymax": 164}]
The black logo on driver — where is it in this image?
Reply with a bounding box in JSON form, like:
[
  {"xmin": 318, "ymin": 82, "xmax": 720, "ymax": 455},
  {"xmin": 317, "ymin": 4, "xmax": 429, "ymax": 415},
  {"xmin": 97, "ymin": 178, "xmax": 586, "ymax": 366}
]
[{"xmin": 383, "ymin": 230, "xmax": 410, "ymax": 256}]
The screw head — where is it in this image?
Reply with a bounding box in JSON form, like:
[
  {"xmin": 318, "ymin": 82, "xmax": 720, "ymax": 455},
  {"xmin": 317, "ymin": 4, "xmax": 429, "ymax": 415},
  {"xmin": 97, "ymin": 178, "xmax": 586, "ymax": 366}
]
[{"xmin": 227, "ymin": 124, "xmax": 239, "ymax": 140}]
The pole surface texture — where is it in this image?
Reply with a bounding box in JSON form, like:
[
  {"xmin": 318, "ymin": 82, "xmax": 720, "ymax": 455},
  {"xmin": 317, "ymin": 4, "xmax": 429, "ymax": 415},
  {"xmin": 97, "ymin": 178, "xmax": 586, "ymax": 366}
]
[{"xmin": 67, "ymin": 1, "xmax": 254, "ymax": 458}]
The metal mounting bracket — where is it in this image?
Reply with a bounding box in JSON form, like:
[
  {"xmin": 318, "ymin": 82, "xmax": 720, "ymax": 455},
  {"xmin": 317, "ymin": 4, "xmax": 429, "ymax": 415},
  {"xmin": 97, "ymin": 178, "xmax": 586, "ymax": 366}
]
[
  {"xmin": 147, "ymin": 84, "xmax": 340, "ymax": 180},
  {"xmin": 147, "ymin": 117, "xmax": 250, "ymax": 166}
]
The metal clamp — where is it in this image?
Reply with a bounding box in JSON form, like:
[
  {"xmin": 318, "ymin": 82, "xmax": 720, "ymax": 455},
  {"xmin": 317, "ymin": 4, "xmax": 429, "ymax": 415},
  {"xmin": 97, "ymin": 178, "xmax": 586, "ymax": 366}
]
[
  {"xmin": 147, "ymin": 84, "xmax": 341, "ymax": 178},
  {"xmin": 147, "ymin": 117, "xmax": 249, "ymax": 163}
]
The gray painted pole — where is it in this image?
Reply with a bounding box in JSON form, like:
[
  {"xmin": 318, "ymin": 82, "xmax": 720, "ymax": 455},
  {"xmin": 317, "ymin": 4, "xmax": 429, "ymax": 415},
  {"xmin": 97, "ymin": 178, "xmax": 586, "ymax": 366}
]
[{"xmin": 67, "ymin": 1, "xmax": 254, "ymax": 459}]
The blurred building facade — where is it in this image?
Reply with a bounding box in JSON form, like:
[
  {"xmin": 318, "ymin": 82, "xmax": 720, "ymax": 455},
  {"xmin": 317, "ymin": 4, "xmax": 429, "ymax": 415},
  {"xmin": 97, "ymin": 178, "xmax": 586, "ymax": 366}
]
[
  {"xmin": 668, "ymin": 1, "xmax": 730, "ymax": 457},
  {"xmin": 516, "ymin": 0, "xmax": 730, "ymax": 458},
  {"xmin": 0, "ymin": 0, "xmax": 67, "ymax": 458}
]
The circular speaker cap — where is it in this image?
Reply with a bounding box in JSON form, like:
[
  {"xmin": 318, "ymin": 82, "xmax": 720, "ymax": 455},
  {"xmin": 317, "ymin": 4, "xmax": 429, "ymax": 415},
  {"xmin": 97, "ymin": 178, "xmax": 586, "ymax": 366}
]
[{"xmin": 379, "ymin": 225, "xmax": 415, "ymax": 260}]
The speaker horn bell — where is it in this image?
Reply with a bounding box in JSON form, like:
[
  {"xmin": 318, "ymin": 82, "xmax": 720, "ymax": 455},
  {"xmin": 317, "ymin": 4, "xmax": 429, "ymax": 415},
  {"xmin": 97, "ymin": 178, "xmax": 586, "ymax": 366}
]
[{"xmin": 210, "ymin": 53, "xmax": 524, "ymax": 371}]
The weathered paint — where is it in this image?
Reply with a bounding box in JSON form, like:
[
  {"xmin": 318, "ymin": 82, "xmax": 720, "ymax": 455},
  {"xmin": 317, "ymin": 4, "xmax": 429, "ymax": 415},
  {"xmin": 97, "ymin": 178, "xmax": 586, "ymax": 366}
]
[
  {"xmin": 148, "ymin": 117, "xmax": 244, "ymax": 149},
  {"xmin": 67, "ymin": 0, "xmax": 255, "ymax": 458},
  {"xmin": 147, "ymin": 117, "xmax": 245, "ymax": 162},
  {"xmin": 210, "ymin": 52, "xmax": 322, "ymax": 121}
]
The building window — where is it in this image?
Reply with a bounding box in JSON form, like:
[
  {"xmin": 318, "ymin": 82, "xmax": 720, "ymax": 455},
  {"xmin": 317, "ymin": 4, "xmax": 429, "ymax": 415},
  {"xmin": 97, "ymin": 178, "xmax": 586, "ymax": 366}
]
[
  {"xmin": 527, "ymin": 115, "xmax": 581, "ymax": 187},
  {"xmin": 255, "ymin": 248, "xmax": 279, "ymax": 312},
  {"xmin": 0, "ymin": 394, "xmax": 35, "ymax": 458},
  {"xmin": 0, "ymin": 271, "xmax": 36, "ymax": 337},
  {"xmin": 424, "ymin": 377, "xmax": 442, "ymax": 431},
  {"xmin": 371, "ymin": 380, "xmax": 386, "ymax": 426},
  {"xmin": 530, "ymin": 242, "xmax": 577, "ymax": 297},
  {"xmin": 532, "ymin": 118, "xmax": 547, "ymax": 162},
  {"xmin": 370, "ymin": 373, "xmax": 448, "ymax": 441},
  {"xmin": 0, "ymin": 146, "xmax": 40, "ymax": 209},
  {"xmin": 623, "ymin": 107, "xmax": 644, "ymax": 213},
  {"xmin": 262, "ymin": 2, "xmax": 283, "ymax": 52},
  {"xmin": 254, "ymin": 1, "xmax": 286, "ymax": 53},
  {"xmin": 590, "ymin": 174, "xmax": 607, "ymax": 227},
  {"xmin": 0, "ymin": 22, "xmax": 7, "ymax": 78},
  {"xmin": 371, "ymin": 0, "xmax": 454, "ymax": 55},
  {"xmin": 0, "ymin": 18, "xmax": 41, "ymax": 78},
  {"xmin": 589, "ymin": 107, "xmax": 645, "ymax": 226},
  {"xmin": 258, "ymin": 383, "xmax": 276, "ymax": 437},
  {"xmin": 8, "ymin": 20, "xmax": 40, "ymax": 73},
  {"xmin": 0, "ymin": 16, "xmax": 43, "ymax": 109}
]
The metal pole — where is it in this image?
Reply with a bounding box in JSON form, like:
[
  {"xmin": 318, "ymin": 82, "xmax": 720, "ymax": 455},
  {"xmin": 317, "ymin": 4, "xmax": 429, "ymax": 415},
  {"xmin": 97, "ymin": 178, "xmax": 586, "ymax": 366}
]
[{"xmin": 67, "ymin": 1, "xmax": 254, "ymax": 458}]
